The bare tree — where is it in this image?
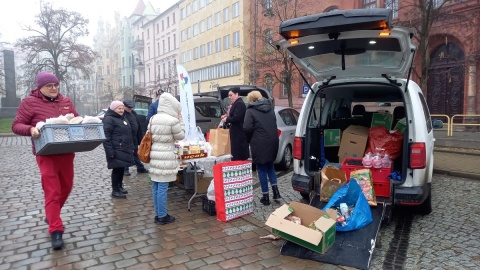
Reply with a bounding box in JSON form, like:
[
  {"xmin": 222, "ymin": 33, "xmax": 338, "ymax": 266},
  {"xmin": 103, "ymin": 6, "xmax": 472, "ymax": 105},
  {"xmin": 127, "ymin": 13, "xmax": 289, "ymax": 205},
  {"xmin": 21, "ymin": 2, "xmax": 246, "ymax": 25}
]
[
  {"xmin": 244, "ymin": 0, "xmax": 318, "ymax": 108},
  {"xmin": 15, "ymin": 3, "xmax": 97, "ymax": 88},
  {"xmin": 392, "ymin": 0, "xmax": 475, "ymax": 90},
  {"xmin": 158, "ymin": 63, "xmax": 179, "ymax": 96}
]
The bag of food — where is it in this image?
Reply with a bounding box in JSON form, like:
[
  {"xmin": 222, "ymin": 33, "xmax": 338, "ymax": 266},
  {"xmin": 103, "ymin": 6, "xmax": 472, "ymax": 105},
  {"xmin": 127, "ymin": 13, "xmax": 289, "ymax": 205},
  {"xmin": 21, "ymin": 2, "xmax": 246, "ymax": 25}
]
[
  {"xmin": 320, "ymin": 165, "xmax": 347, "ymax": 202},
  {"xmin": 209, "ymin": 128, "xmax": 231, "ymax": 156},
  {"xmin": 322, "ymin": 180, "xmax": 373, "ymax": 231},
  {"xmin": 349, "ymin": 169, "xmax": 377, "ymax": 206}
]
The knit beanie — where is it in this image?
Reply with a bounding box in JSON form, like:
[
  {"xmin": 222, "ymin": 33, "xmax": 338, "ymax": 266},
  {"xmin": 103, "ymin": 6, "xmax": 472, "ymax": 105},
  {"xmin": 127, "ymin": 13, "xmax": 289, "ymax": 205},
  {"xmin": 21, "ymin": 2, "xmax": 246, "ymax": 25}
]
[
  {"xmin": 36, "ymin": 72, "xmax": 59, "ymax": 89},
  {"xmin": 109, "ymin": 100, "xmax": 124, "ymax": 110}
]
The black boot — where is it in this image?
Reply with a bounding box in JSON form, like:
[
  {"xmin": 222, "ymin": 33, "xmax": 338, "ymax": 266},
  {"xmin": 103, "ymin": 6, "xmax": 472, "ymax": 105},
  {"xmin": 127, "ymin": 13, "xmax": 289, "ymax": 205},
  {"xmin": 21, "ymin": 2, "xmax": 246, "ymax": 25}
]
[
  {"xmin": 51, "ymin": 230, "xmax": 64, "ymax": 250},
  {"xmin": 119, "ymin": 186, "xmax": 128, "ymax": 194},
  {"xmin": 272, "ymin": 185, "xmax": 281, "ymax": 200},
  {"xmin": 112, "ymin": 187, "xmax": 126, "ymax": 199},
  {"xmin": 155, "ymin": 214, "xmax": 176, "ymax": 225},
  {"xmin": 260, "ymin": 194, "xmax": 270, "ymax": 206}
]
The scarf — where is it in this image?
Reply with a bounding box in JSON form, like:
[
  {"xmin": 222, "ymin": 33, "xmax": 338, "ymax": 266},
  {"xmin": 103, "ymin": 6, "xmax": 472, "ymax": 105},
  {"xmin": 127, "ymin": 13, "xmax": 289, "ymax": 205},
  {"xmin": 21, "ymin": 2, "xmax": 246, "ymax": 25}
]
[{"xmin": 227, "ymin": 95, "xmax": 239, "ymax": 116}]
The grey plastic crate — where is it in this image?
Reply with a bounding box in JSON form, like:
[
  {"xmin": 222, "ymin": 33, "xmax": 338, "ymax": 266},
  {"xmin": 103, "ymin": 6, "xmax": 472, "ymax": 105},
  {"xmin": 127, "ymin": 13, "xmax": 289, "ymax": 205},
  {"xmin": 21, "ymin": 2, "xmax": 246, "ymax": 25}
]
[{"xmin": 34, "ymin": 123, "xmax": 106, "ymax": 155}]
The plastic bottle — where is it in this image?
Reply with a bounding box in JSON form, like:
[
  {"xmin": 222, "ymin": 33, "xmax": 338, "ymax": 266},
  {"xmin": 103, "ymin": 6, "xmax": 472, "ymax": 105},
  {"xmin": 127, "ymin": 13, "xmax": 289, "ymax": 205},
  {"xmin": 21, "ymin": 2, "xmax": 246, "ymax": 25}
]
[
  {"xmin": 339, "ymin": 203, "xmax": 349, "ymax": 217},
  {"xmin": 382, "ymin": 154, "xmax": 392, "ymax": 168},
  {"xmin": 372, "ymin": 153, "xmax": 383, "ymax": 168},
  {"xmin": 362, "ymin": 152, "xmax": 373, "ymax": 168}
]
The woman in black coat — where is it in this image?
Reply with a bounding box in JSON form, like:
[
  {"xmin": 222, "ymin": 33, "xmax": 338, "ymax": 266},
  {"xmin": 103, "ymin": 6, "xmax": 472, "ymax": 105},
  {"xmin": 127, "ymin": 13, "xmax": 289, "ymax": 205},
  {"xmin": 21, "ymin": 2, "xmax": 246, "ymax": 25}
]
[
  {"xmin": 221, "ymin": 87, "xmax": 249, "ymax": 161},
  {"xmin": 102, "ymin": 101, "xmax": 135, "ymax": 199},
  {"xmin": 243, "ymin": 91, "xmax": 280, "ymax": 206}
]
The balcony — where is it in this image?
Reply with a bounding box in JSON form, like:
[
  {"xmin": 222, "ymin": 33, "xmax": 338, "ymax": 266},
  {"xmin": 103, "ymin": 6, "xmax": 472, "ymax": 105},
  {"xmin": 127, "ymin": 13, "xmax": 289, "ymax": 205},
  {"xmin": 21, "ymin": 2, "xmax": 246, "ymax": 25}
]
[
  {"xmin": 131, "ymin": 39, "xmax": 144, "ymax": 51},
  {"xmin": 134, "ymin": 61, "xmax": 145, "ymax": 70}
]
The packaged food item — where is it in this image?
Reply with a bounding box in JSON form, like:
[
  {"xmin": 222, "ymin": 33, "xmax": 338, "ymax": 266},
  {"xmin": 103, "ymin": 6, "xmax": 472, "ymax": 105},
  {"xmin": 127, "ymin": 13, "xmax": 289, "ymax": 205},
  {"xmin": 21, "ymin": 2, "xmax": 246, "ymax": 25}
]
[{"xmin": 349, "ymin": 169, "xmax": 377, "ymax": 206}]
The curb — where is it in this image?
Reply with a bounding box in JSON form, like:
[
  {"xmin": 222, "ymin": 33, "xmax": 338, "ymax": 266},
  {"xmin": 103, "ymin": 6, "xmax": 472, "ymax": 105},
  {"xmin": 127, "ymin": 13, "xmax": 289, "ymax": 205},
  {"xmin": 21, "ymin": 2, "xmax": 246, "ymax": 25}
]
[{"xmin": 433, "ymin": 169, "xmax": 480, "ymax": 181}]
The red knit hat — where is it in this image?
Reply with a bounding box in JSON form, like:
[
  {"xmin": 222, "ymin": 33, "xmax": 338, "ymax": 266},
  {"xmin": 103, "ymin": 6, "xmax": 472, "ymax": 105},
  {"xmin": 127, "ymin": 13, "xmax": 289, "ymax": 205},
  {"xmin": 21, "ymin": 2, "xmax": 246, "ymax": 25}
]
[{"xmin": 36, "ymin": 71, "xmax": 59, "ymax": 89}]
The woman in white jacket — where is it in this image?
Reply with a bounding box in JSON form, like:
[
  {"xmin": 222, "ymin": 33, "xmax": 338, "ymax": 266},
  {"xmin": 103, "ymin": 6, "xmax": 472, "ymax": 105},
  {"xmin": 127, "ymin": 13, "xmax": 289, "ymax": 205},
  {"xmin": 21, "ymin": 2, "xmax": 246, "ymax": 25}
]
[{"xmin": 149, "ymin": 93, "xmax": 185, "ymax": 225}]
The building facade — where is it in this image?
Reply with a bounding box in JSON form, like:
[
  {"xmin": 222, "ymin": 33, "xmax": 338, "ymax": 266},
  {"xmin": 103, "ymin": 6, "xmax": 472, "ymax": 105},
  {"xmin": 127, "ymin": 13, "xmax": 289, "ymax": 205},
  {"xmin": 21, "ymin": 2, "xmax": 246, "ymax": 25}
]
[{"xmin": 179, "ymin": 0, "xmax": 247, "ymax": 93}]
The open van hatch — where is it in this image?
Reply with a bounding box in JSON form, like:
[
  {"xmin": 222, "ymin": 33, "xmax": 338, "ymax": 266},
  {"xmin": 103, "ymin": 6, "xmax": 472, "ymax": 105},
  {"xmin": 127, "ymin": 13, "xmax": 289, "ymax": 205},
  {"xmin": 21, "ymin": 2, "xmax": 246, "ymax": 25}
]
[{"xmin": 277, "ymin": 9, "xmax": 416, "ymax": 80}]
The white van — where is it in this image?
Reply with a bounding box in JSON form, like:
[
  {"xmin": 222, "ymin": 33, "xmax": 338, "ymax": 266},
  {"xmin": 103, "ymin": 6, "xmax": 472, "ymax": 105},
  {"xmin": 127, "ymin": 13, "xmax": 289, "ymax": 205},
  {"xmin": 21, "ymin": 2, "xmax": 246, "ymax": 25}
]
[{"xmin": 277, "ymin": 9, "xmax": 433, "ymax": 214}]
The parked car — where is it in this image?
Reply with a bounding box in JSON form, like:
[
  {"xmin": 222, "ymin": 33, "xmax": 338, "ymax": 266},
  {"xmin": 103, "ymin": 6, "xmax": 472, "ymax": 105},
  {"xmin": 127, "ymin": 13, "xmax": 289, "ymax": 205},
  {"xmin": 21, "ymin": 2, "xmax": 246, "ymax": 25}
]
[
  {"xmin": 274, "ymin": 106, "xmax": 299, "ymax": 170},
  {"xmin": 278, "ymin": 9, "xmax": 433, "ymax": 214},
  {"xmin": 96, "ymin": 109, "xmax": 107, "ymax": 120}
]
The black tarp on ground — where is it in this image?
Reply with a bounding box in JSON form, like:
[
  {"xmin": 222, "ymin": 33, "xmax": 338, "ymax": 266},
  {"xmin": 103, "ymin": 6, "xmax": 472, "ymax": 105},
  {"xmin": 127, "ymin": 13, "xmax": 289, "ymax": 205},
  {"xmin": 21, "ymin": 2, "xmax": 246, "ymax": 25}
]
[{"xmin": 280, "ymin": 196, "xmax": 385, "ymax": 270}]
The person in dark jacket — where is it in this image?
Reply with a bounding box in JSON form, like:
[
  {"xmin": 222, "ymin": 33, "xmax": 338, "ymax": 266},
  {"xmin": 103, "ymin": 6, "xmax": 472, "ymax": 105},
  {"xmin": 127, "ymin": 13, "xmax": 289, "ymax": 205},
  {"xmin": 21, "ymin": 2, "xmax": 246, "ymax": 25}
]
[
  {"xmin": 147, "ymin": 89, "xmax": 164, "ymax": 122},
  {"xmin": 123, "ymin": 100, "xmax": 149, "ymax": 176},
  {"xmin": 220, "ymin": 87, "xmax": 249, "ymax": 161},
  {"xmin": 243, "ymin": 91, "xmax": 280, "ymax": 206},
  {"xmin": 102, "ymin": 101, "xmax": 135, "ymax": 199},
  {"xmin": 12, "ymin": 71, "xmax": 79, "ymax": 250}
]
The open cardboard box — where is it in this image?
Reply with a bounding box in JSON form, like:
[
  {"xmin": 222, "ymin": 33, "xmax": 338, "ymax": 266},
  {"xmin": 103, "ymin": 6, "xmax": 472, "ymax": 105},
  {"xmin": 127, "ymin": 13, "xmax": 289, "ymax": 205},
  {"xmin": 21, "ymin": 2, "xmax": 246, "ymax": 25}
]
[{"xmin": 265, "ymin": 201, "xmax": 337, "ymax": 254}]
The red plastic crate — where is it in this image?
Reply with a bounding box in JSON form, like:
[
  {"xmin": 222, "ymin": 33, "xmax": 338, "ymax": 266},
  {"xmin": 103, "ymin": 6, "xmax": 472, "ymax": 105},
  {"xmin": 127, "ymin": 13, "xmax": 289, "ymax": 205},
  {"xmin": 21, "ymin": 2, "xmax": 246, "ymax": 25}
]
[{"xmin": 340, "ymin": 158, "xmax": 392, "ymax": 197}]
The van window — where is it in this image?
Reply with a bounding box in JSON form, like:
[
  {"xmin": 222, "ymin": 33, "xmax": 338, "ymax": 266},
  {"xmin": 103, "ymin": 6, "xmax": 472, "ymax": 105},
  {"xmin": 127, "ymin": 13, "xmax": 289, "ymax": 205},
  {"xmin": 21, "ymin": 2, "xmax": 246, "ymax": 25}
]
[
  {"xmin": 418, "ymin": 93, "xmax": 432, "ymax": 132},
  {"xmin": 195, "ymin": 102, "xmax": 222, "ymax": 118}
]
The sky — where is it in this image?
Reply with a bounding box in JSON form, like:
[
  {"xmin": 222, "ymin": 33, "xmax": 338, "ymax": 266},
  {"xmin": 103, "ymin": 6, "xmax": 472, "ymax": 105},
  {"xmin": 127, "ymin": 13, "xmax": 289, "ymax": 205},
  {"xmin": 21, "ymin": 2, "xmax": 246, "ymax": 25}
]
[{"xmin": 0, "ymin": 0, "xmax": 178, "ymax": 46}]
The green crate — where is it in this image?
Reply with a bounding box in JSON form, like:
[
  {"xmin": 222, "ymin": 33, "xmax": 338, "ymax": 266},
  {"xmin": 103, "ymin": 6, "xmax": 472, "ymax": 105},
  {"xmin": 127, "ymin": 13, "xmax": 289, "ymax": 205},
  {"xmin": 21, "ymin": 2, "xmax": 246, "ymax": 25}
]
[
  {"xmin": 324, "ymin": 129, "xmax": 341, "ymax": 147},
  {"xmin": 371, "ymin": 113, "xmax": 393, "ymax": 129}
]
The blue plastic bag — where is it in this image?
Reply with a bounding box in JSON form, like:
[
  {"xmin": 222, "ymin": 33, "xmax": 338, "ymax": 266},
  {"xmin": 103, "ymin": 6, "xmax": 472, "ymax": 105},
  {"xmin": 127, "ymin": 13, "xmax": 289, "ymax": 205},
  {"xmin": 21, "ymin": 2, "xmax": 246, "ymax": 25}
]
[{"xmin": 322, "ymin": 180, "xmax": 373, "ymax": 231}]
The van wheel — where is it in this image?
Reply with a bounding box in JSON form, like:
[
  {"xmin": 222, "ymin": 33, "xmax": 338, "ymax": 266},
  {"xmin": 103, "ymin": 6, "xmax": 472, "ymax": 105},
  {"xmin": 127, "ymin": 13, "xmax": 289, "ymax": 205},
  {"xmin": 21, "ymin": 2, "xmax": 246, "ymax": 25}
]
[
  {"xmin": 278, "ymin": 145, "xmax": 293, "ymax": 171},
  {"xmin": 417, "ymin": 192, "xmax": 432, "ymax": 215}
]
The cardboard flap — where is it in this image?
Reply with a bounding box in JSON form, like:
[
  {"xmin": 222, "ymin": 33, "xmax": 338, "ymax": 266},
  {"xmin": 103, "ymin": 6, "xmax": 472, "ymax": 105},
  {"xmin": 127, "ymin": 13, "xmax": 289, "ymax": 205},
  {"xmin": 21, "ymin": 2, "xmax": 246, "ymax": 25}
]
[
  {"xmin": 344, "ymin": 125, "xmax": 369, "ymax": 136},
  {"xmin": 269, "ymin": 204, "xmax": 293, "ymax": 219},
  {"xmin": 314, "ymin": 215, "xmax": 337, "ymax": 232},
  {"xmin": 266, "ymin": 215, "xmax": 323, "ymax": 245}
]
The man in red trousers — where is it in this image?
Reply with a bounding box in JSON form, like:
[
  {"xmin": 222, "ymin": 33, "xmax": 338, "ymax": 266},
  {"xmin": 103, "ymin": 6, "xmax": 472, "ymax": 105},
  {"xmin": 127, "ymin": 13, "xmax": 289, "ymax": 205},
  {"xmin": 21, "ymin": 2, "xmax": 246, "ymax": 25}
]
[{"xmin": 12, "ymin": 71, "xmax": 78, "ymax": 250}]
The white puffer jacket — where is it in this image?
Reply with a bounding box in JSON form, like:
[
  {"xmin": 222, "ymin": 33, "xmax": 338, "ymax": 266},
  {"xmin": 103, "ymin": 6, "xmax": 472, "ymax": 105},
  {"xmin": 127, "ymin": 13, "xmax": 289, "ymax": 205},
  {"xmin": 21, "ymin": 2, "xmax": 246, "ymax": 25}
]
[{"xmin": 149, "ymin": 93, "xmax": 185, "ymax": 182}]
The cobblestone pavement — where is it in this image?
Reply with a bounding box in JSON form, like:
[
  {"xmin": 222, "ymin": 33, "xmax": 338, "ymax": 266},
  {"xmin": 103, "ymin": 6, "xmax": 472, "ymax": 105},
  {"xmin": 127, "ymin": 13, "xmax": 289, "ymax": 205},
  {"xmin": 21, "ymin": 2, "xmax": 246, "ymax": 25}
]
[{"xmin": 0, "ymin": 136, "xmax": 479, "ymax": 269}]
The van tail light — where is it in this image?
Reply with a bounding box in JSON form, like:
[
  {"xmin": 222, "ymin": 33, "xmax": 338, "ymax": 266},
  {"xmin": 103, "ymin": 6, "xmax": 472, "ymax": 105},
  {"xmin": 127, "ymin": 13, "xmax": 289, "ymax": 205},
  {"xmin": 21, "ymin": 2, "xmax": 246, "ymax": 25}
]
[
  {"xmin": 409, "ymin": 142, "xmax": 426, "ymax": 169},
  {"xmin": 277, "ymin": 129, "xmax": 282, "ymax": 137},
  {"xmin": 293, "ymin": 137, "xmax": 303, "ymax": 160}
]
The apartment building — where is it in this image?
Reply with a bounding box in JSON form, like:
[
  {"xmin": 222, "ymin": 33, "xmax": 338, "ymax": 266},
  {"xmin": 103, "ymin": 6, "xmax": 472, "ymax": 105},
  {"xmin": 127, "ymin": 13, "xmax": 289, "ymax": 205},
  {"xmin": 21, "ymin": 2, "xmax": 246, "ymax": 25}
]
[{"xmin": 179, "ymin": 0, "xmax": 247, "ymax": 93}]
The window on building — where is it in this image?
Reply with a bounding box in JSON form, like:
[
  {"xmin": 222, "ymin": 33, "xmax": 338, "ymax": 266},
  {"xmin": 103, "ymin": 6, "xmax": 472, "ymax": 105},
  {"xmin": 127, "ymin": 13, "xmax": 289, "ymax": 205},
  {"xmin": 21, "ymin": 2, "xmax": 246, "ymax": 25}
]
[
  {"xmin": 200, "ymin": 44, "xmax": 206, "ymax": 57},
  {"xmin": 173, "ymin": 34, "xmax": 176, "ymax": 49},
  {"xmin": 193, "ymin": 0, "xmax": 198, "ymax": 12},
  {"xmin": 156, "ymin": 23, "xmax": 159, "ymax": 33},
  {"xmin": 324, "ymin": 6, "xmax": 338, "ymax": 13},
  {"xmin": 385, "ymin": 0, "xmax": 398, "ymax": 18},
  {"xmin": 193, "ymin": 23, "xmax": 199, "ymax": 36},
  {"xmin": 107, "ymin": 66, "xmax": 111, "ymax": 75},
  {"xmin": 200, "ymin": 0, "xmax": 205, "ymax": 8},
  {"xmin": 122, "ymin": 57, "xmax": 125, "ymax": 68},
  {"xmin": 187, "ymin": 4, "xmax": 191, "ymax": 16},
  {"xmin": 173, "ymin": 13, "xmax": 175, "ymax": 23},
  {"xmin": 168, "ymin": 37, "xmax": 171, "ymax": 51},
  {"xmin": 163, "ymin": 40, "xmax": 165, "ymax": 53},
  {"xmin": 181, "ymin": 52, "xmax": 186, "ymax": 63},
  {"xmin": 187, "ymin": 27, "xmax": 192, "ymax": 39},
  {"xmin": 200, "ymin": 20, "xmax": 206, "ymax": 33},
  {"xmin": 281, "ymin": 71, "xmax": 289, "ymax": 96},
  {"xmin": 233, "ymin": 31, "xmax": 240, "ymax": 47},
  {"xmin": 167, "ymin": 17, "xmax": 170, "ymax": 27},
  {"xmin": 215, "ymin": 38, "xmax": 221, "ymax": 53},
  {"xmin": 163, "ymin": 63, "xmax": 166, "ymax": 78},
  {"xmin": 223, "ymin": 35, "xmax": 230, "ymax": 50},
  {"xmin": 162, "ymin": 20, "xmax": 164, "ymax": 30},
  {"xmin": 194, "ymin": 47, "xmax": 199, "ymax": 59},
  {"xmin": 363, "ymin": 0, "xmax": 376, "ymax": 9},
  {"xmin": 215, "ymin": 12, "xmax": 221, "ymax": 26},
  {"xmin": 224, "ymin": 7, "xmax": 230, "ymax": 22},
  {"xmin": 232, "ymin": 2, "xmax": 240, "ymax": 18},
  {"xmin": 181, "ymin": 8, "xmax": 185, "ymax": 20},
  {"xmin": 264, "ymin": 73, "xmax": 273, "ymax": 91},
  {"xmin": 207, "ymin": 41, "xmax": 213, "ymax": 55},
  {"xmin": 207, "ymin": 16, "xmax": 213, "ymax": 29},
  {"xmin": 147, "ymin": 29, "xmax": 150, "ymax": 39},
  {"xmin": 264, "ymin": 28, "xmax": 274, "ymax": 53},
  {"xmin": 263, "ymin": 0, "xmax": 273, "ymax": 16}
]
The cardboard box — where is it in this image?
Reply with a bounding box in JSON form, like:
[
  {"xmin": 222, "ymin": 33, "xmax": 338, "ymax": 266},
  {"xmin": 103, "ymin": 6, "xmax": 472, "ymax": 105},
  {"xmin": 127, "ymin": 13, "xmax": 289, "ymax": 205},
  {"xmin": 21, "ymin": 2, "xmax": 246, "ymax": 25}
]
[
  {"xmin": 265, "ymin": 201, "xmax": 336, "ymax": 254},
  {"xmin": 338, "ymin": 125, "xmax": 369, "ymax": 163},
  {"xmin": 197, "ymin": 177, "xmax": 213, "ymax": 194},
  {"xmin": 371, "ymin": 112, "xmax": 393, "ymax": 129},
  {"xmin": 324, "ymin": 129, "xmax": 341, "ymax": 147}
]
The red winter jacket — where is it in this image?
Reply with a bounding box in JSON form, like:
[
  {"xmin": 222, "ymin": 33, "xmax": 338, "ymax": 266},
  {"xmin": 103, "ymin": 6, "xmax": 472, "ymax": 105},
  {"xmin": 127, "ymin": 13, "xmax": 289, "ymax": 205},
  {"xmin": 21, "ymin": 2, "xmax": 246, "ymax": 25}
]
[{"xmin": 12, "ymin": 89, "xmax": 79, "ymax": 154}]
